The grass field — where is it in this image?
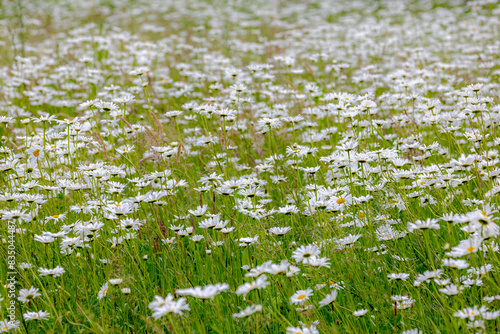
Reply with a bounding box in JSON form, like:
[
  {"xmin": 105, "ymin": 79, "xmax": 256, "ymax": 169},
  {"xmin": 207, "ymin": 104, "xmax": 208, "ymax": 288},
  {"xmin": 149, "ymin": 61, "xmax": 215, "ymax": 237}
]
[{"xmin": 1, "ymin": 0, "xmax": 500, "ymax": 333}]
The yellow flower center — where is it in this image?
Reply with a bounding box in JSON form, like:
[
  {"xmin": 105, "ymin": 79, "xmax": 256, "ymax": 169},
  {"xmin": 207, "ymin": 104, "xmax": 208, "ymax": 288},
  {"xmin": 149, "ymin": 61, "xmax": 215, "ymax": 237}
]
[
  {"xmin": 337, "ymin": 198, "xmax": 346, "ymax": 204},
  {"xmin": 466, "ymin": 246, "xmax": 475, "ymax": 252},
  {"xmin": 52, "ymin": 215, "xmax": 59, "ymax": 218},
  {"xmin": 33, "ymin": 150, "xmax": 40, "ymax": 157},
  {"xmin": 297, "ymin": 294, "xmax": 306, "ymax": 300}
]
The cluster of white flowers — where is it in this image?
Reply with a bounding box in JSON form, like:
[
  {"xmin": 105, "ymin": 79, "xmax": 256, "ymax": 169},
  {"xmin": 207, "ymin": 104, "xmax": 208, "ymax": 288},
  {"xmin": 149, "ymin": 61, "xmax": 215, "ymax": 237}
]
[{"xmin": 0, "ymin": 0, "xmax": 499, "ymax": 332}]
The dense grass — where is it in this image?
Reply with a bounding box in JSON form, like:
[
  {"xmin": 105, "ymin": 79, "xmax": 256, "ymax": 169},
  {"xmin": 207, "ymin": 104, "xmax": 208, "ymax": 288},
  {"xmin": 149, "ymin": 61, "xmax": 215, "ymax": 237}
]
[{"xmin": 0, "ymin": 0, "xmax": 499, "ymax": 333}]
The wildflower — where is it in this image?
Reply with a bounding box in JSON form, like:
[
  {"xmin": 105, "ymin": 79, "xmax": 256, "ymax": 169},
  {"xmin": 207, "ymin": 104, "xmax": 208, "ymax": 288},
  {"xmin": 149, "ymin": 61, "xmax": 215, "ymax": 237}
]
[
  {"xmin": 446, "ymin": 236, "xmax": 484, "ymax": 258},
  {"xmin": 286, "ymin": 325, "xmax": 319, "ymax": 334},
  {"xmin": 286, "ymin": 144, "xmax": 308, "ymax": 158},
  {"xmin": 176, "ymin": 283, "xmax": 229, "ymax": 299},
  {"xmin": 336, "ymin": 140, "xmax": 358, "ymax": 152},
  {"xmin": 0, "ymin": 319, "xmax": 20, "ymax": 332},
  {"xmin": 407, "ymin": 218, "xmax": 440, "ymax": 232},
  {"xmin": 439, "ymin": 284, "xmax": 461, "ymax": 296},
  {"xmin": 98, "ymin": 282, "xmax": 109, "ymax": 300},
  {"xmin": 119, "ymin": 218, "xmax": 144, "ymax": 230},
  {"xmin": 319, "ymin": 290, "xmax": 338, "ymax": 307},
  {"xmin": 129, "ymin": 67, "xmax": 150, "ymax": 76},
  {"xmin": 442, "ymin": 259, "xmax": 469, "ymax": 269},
  {"xmin": 23, "ymin": 311, "xmax": 50, "ymax": 321},
  {"xmin": 18, "ymin": 287, "xmax": 41, "ymax": 303},
  {"xmin": 235, "ymin": 275, "xmax": 270, "ymax": 296},
  {"xmin": 232, "ymin": 305, "xmax": 263, "ymax": 318},
  {"xmin": 109, "ymin": 279, "xmax": 123, "ymax": 286},
  {"xmin": 484, "ymin": 295, "xmax": 500, "ymax": 303},
  {"xmin": 291, "ymin": 288, "xmax": 313, "ymax": 305},
  {"xmin": 278, "ymin": 205, "xmax": 300, "ymax": 215},
  {"xmin": 306, "ymin": 257, "xmax": 331, "ymax": 268},
  {"xmin": 148, "ymin": 294, "xmax": 190, "ymax": 318},
  {"xmin": 453, "ymin": 305, "xmax": 487, "ymax": 321},
  {"xmin": 388, "ymin": 273, "xmax": 410, "ymax": 281},
  {"xmin": 353, "ymin": 309, "xmax": 368, "ymax": 316},
  {"xmin": 34, "ymin": 235, "xmax": 55, "ymax": 244},
  {"xmin": 165, "ymin": 110, "xmax": 183, "ymax": 118},
  {"xmin": 269, "ymin": 227, "xmax": 292, "ymax": 236},
  {"xmin": 482, "ymin": 311, "xmax": 500, "ymax": 320},
  {"xmin": 292, "ymin": 244, "xmax": 321, "ymax": 264},
  {"xmin": 188, "ymin": 205, "xmax": 208, "ymax": 217},
  {"xmin": 38, "ymin": 266, "xmax": 65, "ymax": 277}
]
